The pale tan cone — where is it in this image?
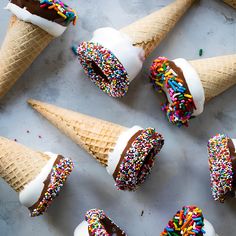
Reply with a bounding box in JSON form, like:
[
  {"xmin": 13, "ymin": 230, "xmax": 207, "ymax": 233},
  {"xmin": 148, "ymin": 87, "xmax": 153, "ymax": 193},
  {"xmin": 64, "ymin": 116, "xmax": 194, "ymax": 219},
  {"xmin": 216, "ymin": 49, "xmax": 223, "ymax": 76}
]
[
  {"xmin": 189, "ymin": 54, "xmax": 236, "ymax": 102},
  {"xmin": 120, "ymin": 0, "xmax": 196, "ymax": 58},
  {"xmin": 0, "ymin": 15, "xmax": 54, "ymax": 98},
  {"xmin": 0, "ymin": 137, "xmax": 50, "ymax": 192},
  {"xmin": 28, "ymin": 99, "xmax": 127, "ymax": 166},
  {"xmin": 224, "ymin": 0, "xmax": 236, "ymax": 9}
]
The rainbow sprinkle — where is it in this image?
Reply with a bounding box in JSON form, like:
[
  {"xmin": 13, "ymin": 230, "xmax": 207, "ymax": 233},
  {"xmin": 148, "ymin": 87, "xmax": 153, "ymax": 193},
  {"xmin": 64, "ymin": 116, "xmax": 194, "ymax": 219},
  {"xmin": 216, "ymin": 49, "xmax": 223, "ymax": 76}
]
[
  {"xmin": 30, "ymin": 157, "xmax": 74, "ymax": 217},
  {"xmin": 40, "ymin": 0, "xmax": 77, "ymax": 25},
  {"xmin": 116, "ymin": 128, "xmax": 164, "ymax": 191},
  {"xmin": 85, "ymin": 209, "xmax": 127, "ymax": 236},
  {"xmin": 161, "ymin": 206, "xmax": 206, "ymax": 235},
  {"xmin": 208, "ymin": 134, "xmax": 233, "ymax": 202},
  {"xmin": 77, "ymin": 42, "xmax": 129, "ymax": 97},
  {"xmin": 150, "ymin": 57, "xmax": 196, "ymax": 127}
]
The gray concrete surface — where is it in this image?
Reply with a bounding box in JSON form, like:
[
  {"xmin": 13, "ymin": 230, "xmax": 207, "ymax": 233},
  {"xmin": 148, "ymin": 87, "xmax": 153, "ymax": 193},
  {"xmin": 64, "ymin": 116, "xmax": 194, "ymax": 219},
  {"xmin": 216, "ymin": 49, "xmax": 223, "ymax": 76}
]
[{"xmin": 0, "ymin": 0, "xmax": 236, "ymax": 235}]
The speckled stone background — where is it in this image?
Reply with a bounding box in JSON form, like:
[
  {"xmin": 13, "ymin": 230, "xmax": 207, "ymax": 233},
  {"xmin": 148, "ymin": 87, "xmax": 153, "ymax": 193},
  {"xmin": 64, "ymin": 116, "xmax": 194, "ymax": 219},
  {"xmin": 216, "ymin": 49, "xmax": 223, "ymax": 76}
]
[{"xmin": 0, "ymin": 0, "xmax": 236, "ymax": 235}]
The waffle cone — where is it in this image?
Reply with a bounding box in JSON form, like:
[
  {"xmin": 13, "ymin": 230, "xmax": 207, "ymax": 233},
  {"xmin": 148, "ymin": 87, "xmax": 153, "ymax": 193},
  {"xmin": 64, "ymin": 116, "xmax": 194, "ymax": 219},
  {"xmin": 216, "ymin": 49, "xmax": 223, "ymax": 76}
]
[
  {"xmin": 0, "ymin": 137, "xmax": 50, "ymax": 192},
  {"xmin": 224, "ymin": 0, "xmax": 236, "ymax": 9},
  {"xmin": 120, "ymin": 0, "xmax": 196, "ymax": 58},
  {"xmin": 189, "ymin": 54, "xmax": 236, "ymax": 102},
  {"xmin": 0, "ymin": 15, "xmax": 54, "ymax": 98},
  {"xmin": 28, "ymin": 99, "xmax": 127, "ymax": 166}
]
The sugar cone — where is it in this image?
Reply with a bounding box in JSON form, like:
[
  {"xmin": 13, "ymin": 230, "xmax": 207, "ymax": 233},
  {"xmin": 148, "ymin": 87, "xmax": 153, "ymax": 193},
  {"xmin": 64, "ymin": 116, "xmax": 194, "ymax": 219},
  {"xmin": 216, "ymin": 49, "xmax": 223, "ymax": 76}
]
[
  {"xmin": 189, "ymin": 54, "xmax": 236, "ymax": 102},
  {"xmin": 120, "ymin": 0, "xmax": 196, "ymax": 58},
  {"xmin": 0, "ymin": 137, "xmax": 50, "ymax": 192},
  {"xmin": 28, "ymin": 99, "xmax": 127, "ymax": 166},
  {"xmin": 224, "ymin": 0, "xmax": 236, "ymax": 9},
  {"xmin": 0, "ymin": 15, "xmax": 54, "ymax": 98}
]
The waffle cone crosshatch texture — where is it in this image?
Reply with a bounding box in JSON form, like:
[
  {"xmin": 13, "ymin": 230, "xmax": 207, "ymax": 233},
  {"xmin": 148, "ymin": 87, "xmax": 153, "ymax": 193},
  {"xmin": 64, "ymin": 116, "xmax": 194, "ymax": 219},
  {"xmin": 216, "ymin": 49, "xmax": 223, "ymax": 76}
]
[{"xmin": 0, "ymin": 0, "xmax": 236, "ymax": 235}]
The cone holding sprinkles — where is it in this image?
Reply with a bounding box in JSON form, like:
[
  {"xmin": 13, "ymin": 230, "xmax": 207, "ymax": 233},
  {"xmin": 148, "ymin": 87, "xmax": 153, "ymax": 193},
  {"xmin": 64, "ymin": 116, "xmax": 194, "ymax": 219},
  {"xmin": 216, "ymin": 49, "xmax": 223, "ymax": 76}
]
[
  {"xmin": 75, "ymin": 0, "xmax": 196, "ymax": 98},
  {"xmin": 0, "ymin": 136, "xmax": 73, "ymax": 217},
  {"xmin": 0, "ymin": 0, "xmax": 77, "ymax": 98},
  {"xmin": 161, "ymin": 206, "xmax": 218, "ymax": 236},
  {"xmin": 28, "ymin": 99, "xmax": 164, "ymax": 191},
  {"xmin": 207, "ymin": 134, "xmax": 236, "ymax": 202},
  {"xmin": 74, "ymin": 209, "xmax": 127, "ymax": 236},
  {"xmin": 149, "ymin": 54, "xmax": 236, "ymax": 127},
  {"xmin": 223, "ymin": 0, "xmax": 236, "ymax": 9}
]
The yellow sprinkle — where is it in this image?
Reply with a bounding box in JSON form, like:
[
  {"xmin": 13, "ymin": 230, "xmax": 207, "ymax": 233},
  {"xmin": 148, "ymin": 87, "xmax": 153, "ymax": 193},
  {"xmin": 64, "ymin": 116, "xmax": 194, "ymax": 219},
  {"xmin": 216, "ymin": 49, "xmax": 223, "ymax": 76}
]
[
  {"xmin": 184, "ymin": 94, "xmax": 192, "ymax": 98},
  {"xmin": 156, "ymin": 82, "xmax": 163, "ymax": 87},
  {"xmin": 57, "ymin": 11, "xmax": 67, "ymax": 19},
  {"xmin": 165, "ymin": 71, "xmax": 172, "ymax": 76}
]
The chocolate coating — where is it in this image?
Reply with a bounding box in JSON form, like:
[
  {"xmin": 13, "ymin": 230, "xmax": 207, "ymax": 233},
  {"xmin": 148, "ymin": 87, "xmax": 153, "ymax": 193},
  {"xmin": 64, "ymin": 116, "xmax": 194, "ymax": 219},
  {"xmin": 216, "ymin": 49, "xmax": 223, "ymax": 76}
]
[{"xmin": 11, "ymin": 0, "xmax": 70, "ymax": 26}]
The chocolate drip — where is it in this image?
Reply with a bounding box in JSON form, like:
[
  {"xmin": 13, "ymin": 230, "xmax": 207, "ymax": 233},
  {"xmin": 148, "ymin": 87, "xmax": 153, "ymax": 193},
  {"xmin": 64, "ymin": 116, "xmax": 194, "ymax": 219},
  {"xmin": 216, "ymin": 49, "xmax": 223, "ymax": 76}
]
[
  {"xmin": 113, "ymin": 130, "xmax": 142, "ymax": 180},
  {"xmin": 168, "ymin": 60, "xmax": 196, "ymax": 110},
  {"xmin": 11, "ymin": 0, "xmax": 70, "ymax": 26},
  {"xmin": 28, "ymin": 155, "xmax": 63, "ymax": 213},
  {"xmin": 88, "ymin": 217, "xmax": 126, "ymax": 236}
]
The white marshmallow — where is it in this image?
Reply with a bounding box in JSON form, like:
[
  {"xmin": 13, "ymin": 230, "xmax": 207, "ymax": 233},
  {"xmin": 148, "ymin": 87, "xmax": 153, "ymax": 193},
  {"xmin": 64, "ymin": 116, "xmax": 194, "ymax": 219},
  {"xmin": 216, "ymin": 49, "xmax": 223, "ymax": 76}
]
[
  {"xmin": 173, "ymin": 58, "xmax": 205, "ymax": 116},
  {"xmin": 19, "ymin": 152, "xmax": 58, "ymax": 208},
  {"xmin": 106, "ymin": 126, "xmax": 142, "ymax": 176},
  {"xmin": 204, "ymin": 219, "xmax": 218, "ymax": 236},
  {"xmin": 90, "ymin": 27, "xmax": 145, "ymax": 82},
  {"xmin": 5, "ymin": 3, "xmax": 67, "ymax": 37},
  {"xmin": 74, "ymin": 221, "xmax": 89, "ymax": 236}
]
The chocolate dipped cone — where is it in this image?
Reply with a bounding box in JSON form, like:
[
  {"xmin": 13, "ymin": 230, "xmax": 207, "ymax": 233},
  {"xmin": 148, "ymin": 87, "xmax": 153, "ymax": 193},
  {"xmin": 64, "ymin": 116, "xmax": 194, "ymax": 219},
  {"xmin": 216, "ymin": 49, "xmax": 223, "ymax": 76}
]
[
  {"xmin": 149, "ymin": 54, "xmax": 236, "ymax": 127},
  {"xmin": 120, "ymin": 0, "xmax": 196, "ymax": 58},
  {"xmin": 0, "ymin": 0, "xmax": 77, "ymax": 99},
  {"xmin": 28, "ymin": 99, "xmax": 164, "ymax": 191},
  {"xmin": 0, "ymin": 16, "xmax": 53, "ymax": 98},
  {"xmin": 74, "ymin": 209, "xmax": 127, "ymax": 236},
  {"xmin": 77, "ymin": 0, "xmax": 195, "ymax": 98},
  {"xmin": 224, "ymin": 0, "xmax": 236, "ymax": 9},
  {"xmin": 28, "ymin": 99, "xmax": 127, "ymax": 166},
  {"xmin": 190, "ymin": 54, "xmax": 236, "ymax": 102},
  {"xmin": 0, "ymin": 136, "xmax": 74, "ymax": 216},
  {"xmin": 0, "ymin": 136, "xmax": 49, "ymax": 192}
]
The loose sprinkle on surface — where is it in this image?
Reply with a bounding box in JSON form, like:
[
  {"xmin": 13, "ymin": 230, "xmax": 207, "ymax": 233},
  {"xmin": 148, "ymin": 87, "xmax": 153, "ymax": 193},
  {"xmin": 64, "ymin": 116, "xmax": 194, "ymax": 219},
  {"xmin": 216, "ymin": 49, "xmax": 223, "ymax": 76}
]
[{"xmin": 199, "ymin": 49, "xmax": 203, "ymax": 57}]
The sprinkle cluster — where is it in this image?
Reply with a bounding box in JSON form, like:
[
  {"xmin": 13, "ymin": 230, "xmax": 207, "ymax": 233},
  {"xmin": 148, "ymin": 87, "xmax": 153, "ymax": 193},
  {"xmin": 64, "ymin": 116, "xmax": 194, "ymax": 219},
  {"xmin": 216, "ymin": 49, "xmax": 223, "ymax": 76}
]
[
  {"xmin": 77, "ymin": 42, "xmax": 129, "ymax": 97},
  {"xmin": 161, "ymin": 206, "xmax": 206, "ymax": 235},
  {"xmin": 116, "ymin": 128, "xmax": 164, "ymax": 191},
  {"xmin": 208, "ymin": 134, "xmax": 233, "ymax": 202},
  {"xmin": 150, "ymin": 57, "xmax": 196, "ymax": 127},
  {"xmin": 31, "ymin": 157, "xmax": 74, "ymax": 217},
  {"xmin": 40, "ymin": 0, "xmax": 77, "ymax": 25},
  {"xmin": 85, "ymin": 209, "xmax": 126, "ymax": 236}
]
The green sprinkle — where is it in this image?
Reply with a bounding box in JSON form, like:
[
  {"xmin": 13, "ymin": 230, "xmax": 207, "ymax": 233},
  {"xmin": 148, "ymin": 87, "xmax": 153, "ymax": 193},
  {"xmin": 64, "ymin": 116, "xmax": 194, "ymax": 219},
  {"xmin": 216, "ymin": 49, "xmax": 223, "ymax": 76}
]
[{"xmin": 199, "ymin": 49, "xmax": 203, "ymax": 57}]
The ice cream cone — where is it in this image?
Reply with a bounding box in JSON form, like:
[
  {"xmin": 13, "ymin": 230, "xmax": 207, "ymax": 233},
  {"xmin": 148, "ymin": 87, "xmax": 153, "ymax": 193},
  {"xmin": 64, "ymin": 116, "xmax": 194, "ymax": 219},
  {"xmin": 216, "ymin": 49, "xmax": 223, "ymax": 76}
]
[
  {"xmin": 0, "ymin": 137, "xmax": 49, "ymax": 192},
  {"xmin": 74, "ymin": 209, "xmax": 127, "ymax": 236},
  {"xmin": 150, "ymin": 54, "xmax": 236, "ymax": 127},
  {"xmin": 190, "ymin": 54, "xmax": 236, "ymax": 102},
  {"xmin": 120, "ymin": 0, "xmax": 196, "ymax": 58},
  {"xmin": 224, "ymin": 0, "xmax": 236, "ymax": 9},
  {"xmin": 0, "ymin": 0, "xmax": 77, "ymax": 99},
  {"xmin": 0, "ymin": 136, "xmax": 74, "ymax": 216},
  {"xmin": 77, "ymin": 0, "xmax": 195, "ymax": 97},
  {"xmin": 161, "ymin": 206, "xmax": 217, "ymax": 236},
  {"xmin": 0, "ymin": 16, "xmax": 53, "ymax": 98},
  {"xmin": 28, "ymin": 99, "xmax": 127, "ymax": 166},
  {"xmin": 28, "ymin": 99, "xmax": 164, "ymax": 191}
]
